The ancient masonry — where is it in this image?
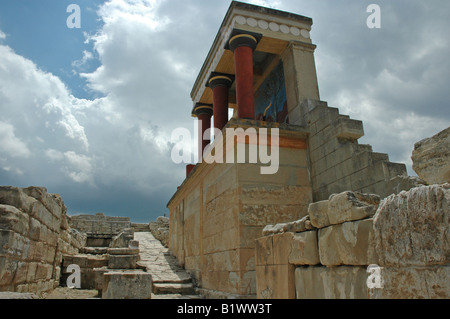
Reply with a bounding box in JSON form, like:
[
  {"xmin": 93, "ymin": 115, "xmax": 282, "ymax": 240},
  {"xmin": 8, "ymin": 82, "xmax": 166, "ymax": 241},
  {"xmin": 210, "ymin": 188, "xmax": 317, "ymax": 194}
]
[
  {"xmin": 0, "ymin": 1, "xmax": 449, "ymax": 299},
  {"xmin": 166, "ymin": 1, "xmax": 449, "ymax": 298}
]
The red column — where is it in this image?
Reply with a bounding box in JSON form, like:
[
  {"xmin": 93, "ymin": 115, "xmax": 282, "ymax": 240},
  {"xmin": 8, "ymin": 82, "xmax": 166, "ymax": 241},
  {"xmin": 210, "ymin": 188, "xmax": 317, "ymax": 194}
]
[
  {"xmin": 192, "ymin": 103, "xmax": 213, "ymax": 161},
  {"xmin": 228, "ymin": 33, "xmax": 260, "ymax": 120},
  {"xmin": 198, "ymin": 113, "xmax": 210, "ymax": 158},
  {"xmin": 208, "ymin": 73, "xmax": 234, "ymax": 134}
]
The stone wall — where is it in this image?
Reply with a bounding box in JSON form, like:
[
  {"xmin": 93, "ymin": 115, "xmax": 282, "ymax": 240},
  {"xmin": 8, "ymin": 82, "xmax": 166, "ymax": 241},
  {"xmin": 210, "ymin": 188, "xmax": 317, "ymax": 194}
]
[
  {"xmin": 70, "ymin": 213, "xmax": 131, "ymax": 247},
  {"xmin": 0, "ymin": 186, "xmax": 86, "ymax": 294},
  {"xmin": 70, "ymin": 213, "xmax": 131, "ymax": 236},
  {"xmin": 412, "ymin": 126, "xmax": 450, "ymax": 185},
  {"xmin": 168, "ymin": 120, "xmax": 312, "ymax": 297},
  {"xmin": 149, "ymin": 216, "xmax": 169, "ymax": 247},
  {"xmin": 255, "ymin": 185, "xmax": 449, "ymax": 299},
  {"xmin": 298, "ymin": 101, "xmax": 413, "ymax": 201}
]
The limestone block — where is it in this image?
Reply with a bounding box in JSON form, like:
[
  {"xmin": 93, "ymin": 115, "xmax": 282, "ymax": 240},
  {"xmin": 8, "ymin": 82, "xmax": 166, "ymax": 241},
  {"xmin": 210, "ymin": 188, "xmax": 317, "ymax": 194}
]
[
  {"xmin": 0, "ymin": 204, "xmax": 30, "ymax": 235},
  {"xmin": 273, "ymin": 232, "xmax": 294, "ymax": 265},
  {"xmin": 0, "ymin": 186, "xmax": 35, "ymax": 214},
  {"xmin": 87, "ymin": 255, "xmax": 108, "ymax": 268},
  {"xmin": 318, "ymin": 219, "xmax": 378, "ymax": 266},
  {"xmin": 29, "ymin": 218, "xmax": 41, "ymax": 241},
  {"xmin": 255, "ymin": 235, "xmax": 274, "ymax": 266},
  {"xmin": 335, "ymin": 117, "xmax": 364, "ymax": 140},
  {"xmin": 240, "ymin": 204, "xmax": 305, "ymax": 227},
  {"xmin": 294, "ymin": 266, "xmax": 368, "ymax": 299},
  {"xmin": 285, "ymin": 215, "xmax": 315, "ymax": 233},
  {"xmin": 0, "ymin": 292, "xmax": 39, "ymax": 299},
  {"xmin": 412, "ymin": 126, "xmax": 450, "ymax": 184},
  {"xmin": 107, "ymin": 248, "xmax": 139, "ymax": 255},
  {"xmin": 262, "ymin": 223, "xmax": 286, "ymax": 236},
  {"xmin": 31, "ymin": 201, "xmax": 54, "ymax": 231},
  {"xmin": 93, "ymin": 267, "xmax": 108, "ymax": 291},
  {"xmin": 256, "ymin": 264, "xmax": 295, "ymax": 299},
  {"xmin": 262, "ymin": 216, "xmax": 315, "ymax": 236},
  {"xmin": 108, "ymin": 254, "xmax": 139, "ymax": 269},
  {"xmin": 369, "ymin": 266, "xmax": 450, "ymax": 299},
  {"xmin": 289, "ymin": 231, "xmax": 320, "ymax": 266},
  {"xmin": 373, "ymin": 184, "xmax": 450, "ymax": 267},
  {"xmin": 327, "ymin": 191, "xmax": 380, "ymax": 225},
  {"xmin": 308, "ymin": 200, "xmax": 329, "ymax": 228},
  {"xmin": 309, "ymin": 191, "xmax": 380, "ymax": 228},
  {"xmin": 0, "ymin": 229, "xmax": 25, "ymax": 257},
  {"xmin": 0, "ymin": 257, "xmax": 18, "ymax": 286}
]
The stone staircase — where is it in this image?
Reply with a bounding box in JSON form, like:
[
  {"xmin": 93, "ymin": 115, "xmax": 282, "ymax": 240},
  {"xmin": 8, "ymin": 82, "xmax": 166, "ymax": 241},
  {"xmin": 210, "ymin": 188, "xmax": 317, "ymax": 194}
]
[
  {"xmin": 131, "ymin": 223, "xmax": 150, "ymax": 232},
  {"xmin": 134, "ymin": 232, "xmax": 201, "ymax": 299},
  {"xmin": 305, "ymin": 101, "xmax": 416, "ymax": 200}
]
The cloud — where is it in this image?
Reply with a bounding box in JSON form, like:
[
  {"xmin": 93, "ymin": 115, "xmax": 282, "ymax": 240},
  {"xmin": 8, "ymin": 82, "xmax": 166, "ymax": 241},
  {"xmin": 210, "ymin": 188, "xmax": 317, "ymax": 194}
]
[
  {"xmin": 0, "ymin": 29, "xmax": 5, "ymax": 40},
  {"xmin": 0, "ymin": 121, "xmax": 31, "ymax": 158},
  {"xmin": 0, "ymin": 0, "xmax": 448, "ymax": 223}
]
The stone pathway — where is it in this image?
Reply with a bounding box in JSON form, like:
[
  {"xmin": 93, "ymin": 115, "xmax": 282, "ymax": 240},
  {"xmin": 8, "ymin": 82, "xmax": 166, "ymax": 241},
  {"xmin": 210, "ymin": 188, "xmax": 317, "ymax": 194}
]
[{"xmin": 134, "ymin": 232, "xmax": 201, "ymax": 299}]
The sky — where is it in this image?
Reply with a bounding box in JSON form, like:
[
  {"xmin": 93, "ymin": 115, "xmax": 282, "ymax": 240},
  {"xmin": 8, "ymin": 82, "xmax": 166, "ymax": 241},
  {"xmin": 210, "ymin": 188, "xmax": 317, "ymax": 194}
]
[{"xmin": 0, "ymin": 0, "xmax": 449, "ymax": 223}]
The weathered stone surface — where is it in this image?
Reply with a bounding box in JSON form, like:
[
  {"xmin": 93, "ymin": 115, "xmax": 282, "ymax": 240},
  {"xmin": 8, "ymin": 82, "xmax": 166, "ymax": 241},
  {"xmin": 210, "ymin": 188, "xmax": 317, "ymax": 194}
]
[
  {"xmin": 289, "ymin": 231, "xmax": 320, "ymax": 266},
  {"xmin": 107, "ymin": 248, "xmax": 139, "ymax": 255},
  {"xmin": 109, "ymin": 228, "xmax": 134, "ymax": 248},
  {"xmin": 149, "ymin": 216, "xmax": 169, "ymax": 247},
  {"xmin": 102, "ymin": 270, "xmax": 152, "ymax": 299},
  {"xmin": 256, "ymin": 264, "xmax": 295, "ymax": 299},
  {"xmin": 294, "ymin": 266, "xmax": 368, "ymax": 299},
  {"xmin": 262, "ymin": 215, "xmax": 315, "ymax": 236},
  {"xmin": 308, "ymin": 200, "xmax": 329, "ymax": 228},
  {"xmin": 0, "ymin": 292, "xmax": 39, "ymax": 299},
  {"xmin": 107, "ymin": 255, "xmax": 139, "ymax": 269},
  {"xmin": 0, "ymin": 186, "xmax": 87, "ymax": 293},
  {"xmin": 369, "ymin": 266, "xmax": 450, "ymax": 299},
  {"xmin": 318, "ymin": 219, "xmax": 378, "ymax": 266},
  {"xmin": 328, "ymin": 191, "xmax": 380, "ymax": 225},
  {"xmin": 309, "ymin": 191, "xmax": 380, "ymax": 228},
  {"xmin": 412, "ymin": 127, "xmax": 450, "ymax": 184},
  {"xmin": 380, "ymin": 175, "xmax": 426, "ymax": 198},
  {"xmin": 374, "ymin": 184, "xmax": 450, "ymax": 267},
  {"xmin": 0, "ymin": 204, "xmax": 30, "ymax": 235}
]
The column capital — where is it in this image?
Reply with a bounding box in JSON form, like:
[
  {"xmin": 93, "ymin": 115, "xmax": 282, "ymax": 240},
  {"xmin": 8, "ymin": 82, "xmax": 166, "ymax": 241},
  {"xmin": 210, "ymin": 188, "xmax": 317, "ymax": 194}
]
[
  {"xmin": 225, "ymin": 29, "xmax": 262, "ymax": 53},
  {"xmin": 192, "ymin": 103, "xmax": 213, "ymax": 117},
  {"xmin": 207, "ymin": 72, "xmax": 235, "ymax": 89}
]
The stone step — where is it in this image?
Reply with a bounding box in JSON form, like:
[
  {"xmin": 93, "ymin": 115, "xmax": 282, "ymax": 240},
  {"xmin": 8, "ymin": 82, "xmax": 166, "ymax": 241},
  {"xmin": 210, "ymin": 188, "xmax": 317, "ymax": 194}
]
[{"xmin": 152, "ymin": 282, "xmax": 195, "ymax": 295}]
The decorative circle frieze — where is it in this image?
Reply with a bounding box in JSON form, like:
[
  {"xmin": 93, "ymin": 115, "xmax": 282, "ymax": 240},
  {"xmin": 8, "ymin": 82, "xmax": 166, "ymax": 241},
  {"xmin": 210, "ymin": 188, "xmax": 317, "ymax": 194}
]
[{"xmin": 234, "ymin": 15, "xmax": 310, "ymax": 39}]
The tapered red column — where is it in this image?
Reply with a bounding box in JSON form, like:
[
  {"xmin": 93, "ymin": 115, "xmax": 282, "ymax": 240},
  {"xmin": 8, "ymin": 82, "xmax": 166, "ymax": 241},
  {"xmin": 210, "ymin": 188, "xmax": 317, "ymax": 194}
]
[
  {"xmin": 228, "ymin": 31, "xmax": 261, "ymax": 120},
  {"xmin": 208, "ymin": 73, "xmax": 234, "ymax": 134},
  {"xmin": 192, "ymin": 103, "xmax": 213, "ymax": 161}
]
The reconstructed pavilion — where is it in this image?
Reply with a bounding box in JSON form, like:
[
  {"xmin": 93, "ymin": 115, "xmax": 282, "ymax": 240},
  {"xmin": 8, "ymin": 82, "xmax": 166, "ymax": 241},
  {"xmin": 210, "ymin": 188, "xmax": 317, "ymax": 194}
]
[{"xmin": 167, "ymin": 1, "xmax": 407, "ymax": 298}]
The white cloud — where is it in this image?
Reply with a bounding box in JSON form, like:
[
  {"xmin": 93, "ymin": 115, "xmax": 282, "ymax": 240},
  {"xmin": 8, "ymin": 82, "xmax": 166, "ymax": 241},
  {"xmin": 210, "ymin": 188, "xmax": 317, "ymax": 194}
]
[
  {"xmin": 63, "ymin": 151, "xmax": 93, "ymax": 184},
  {"xmin": 72, "ymin": 50, "xmax": 94, "ymax": 71},
  {"xmin": 0, "ymin": 121, "xmax": 30, "ymax": 158},
  {"xmin": 1, "ymin": 0, "xmax": 449, "ymax": 221},
  {"xmin": 0, "ymin": 29, "xmax": 5, "ymax": 40}
]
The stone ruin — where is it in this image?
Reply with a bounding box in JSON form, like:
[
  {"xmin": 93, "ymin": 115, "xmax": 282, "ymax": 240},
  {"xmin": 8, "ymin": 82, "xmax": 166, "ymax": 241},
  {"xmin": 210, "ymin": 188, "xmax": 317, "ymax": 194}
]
[
  {"xmin": 0, "ymin": 190, "xmax": 154, "ymax": 299},
  {"xmin": 1, "ymin": 2, "xmax": 449, "ymax": 300},
  {"xmin": 166, "ymin": 1, "xmax": 449, "ymax": 299},
  {"xmin": 0, "ymin": 186, "xmax": 86, "ymax": 295}
]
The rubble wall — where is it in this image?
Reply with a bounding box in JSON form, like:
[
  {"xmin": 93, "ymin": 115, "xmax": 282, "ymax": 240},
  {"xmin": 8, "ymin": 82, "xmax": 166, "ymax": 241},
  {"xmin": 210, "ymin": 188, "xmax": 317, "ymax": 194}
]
[
  {"xmin": 0, "ymin": 186, "xmax": 86, "ymax": 294},
  {"xmin": 256, "ymin": 184, "xmax": 450, "ymax": 299}
]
